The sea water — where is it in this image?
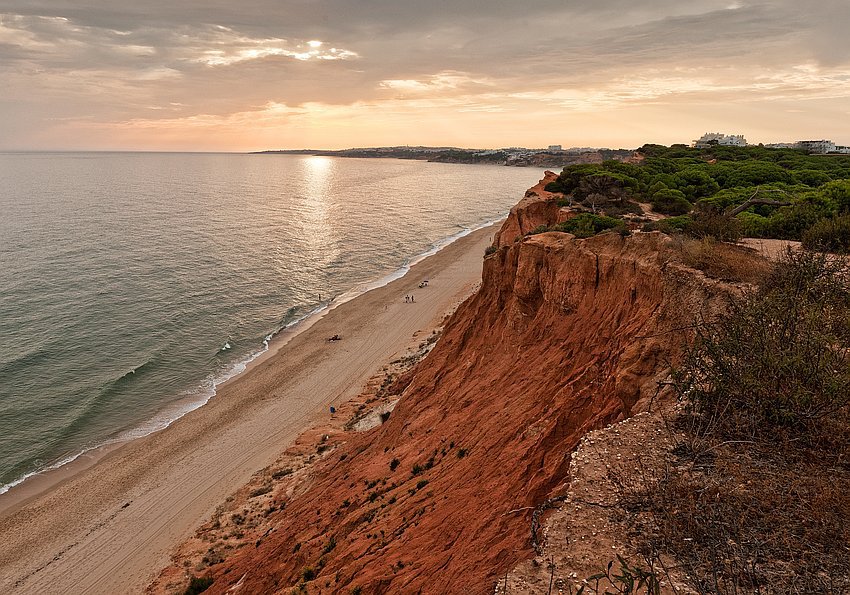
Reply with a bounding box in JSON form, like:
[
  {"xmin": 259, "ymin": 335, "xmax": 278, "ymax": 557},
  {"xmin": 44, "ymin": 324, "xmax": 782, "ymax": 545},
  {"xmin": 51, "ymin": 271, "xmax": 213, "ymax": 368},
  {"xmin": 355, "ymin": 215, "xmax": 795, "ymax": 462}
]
[{"xmin": 0, "ymin": 152, "xmax": 542, "ymax": 492}]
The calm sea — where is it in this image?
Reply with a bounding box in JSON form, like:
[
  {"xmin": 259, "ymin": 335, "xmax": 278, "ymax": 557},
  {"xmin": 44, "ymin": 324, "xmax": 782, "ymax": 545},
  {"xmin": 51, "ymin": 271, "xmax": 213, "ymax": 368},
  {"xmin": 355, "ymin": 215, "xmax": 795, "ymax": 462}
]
[{"xmin": 0, "ymin": 152, "xmax": 541, "ymax": 492}]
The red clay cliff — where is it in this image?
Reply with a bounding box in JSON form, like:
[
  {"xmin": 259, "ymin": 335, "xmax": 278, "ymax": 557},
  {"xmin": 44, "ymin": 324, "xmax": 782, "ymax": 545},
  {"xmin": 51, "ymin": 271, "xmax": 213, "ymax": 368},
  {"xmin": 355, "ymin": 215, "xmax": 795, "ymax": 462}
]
[{"xmin": 166, "ymin": 176, "xmax": 732, "ymax": 594}]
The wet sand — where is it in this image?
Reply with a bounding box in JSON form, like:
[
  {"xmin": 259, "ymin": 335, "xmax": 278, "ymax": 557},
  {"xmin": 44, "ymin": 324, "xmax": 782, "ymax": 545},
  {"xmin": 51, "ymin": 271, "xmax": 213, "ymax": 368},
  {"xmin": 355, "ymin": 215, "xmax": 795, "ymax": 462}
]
[{"xmin": 0, "ymin": 224, "xmax": 497, "ymax": 594}]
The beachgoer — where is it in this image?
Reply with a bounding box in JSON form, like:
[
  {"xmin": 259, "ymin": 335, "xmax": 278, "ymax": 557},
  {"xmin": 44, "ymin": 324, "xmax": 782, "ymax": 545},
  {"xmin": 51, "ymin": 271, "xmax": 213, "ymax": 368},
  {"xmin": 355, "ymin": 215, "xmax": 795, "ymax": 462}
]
[{"xmin": 330, "ymin": 406, "xmax": 336, "ymax": 414}]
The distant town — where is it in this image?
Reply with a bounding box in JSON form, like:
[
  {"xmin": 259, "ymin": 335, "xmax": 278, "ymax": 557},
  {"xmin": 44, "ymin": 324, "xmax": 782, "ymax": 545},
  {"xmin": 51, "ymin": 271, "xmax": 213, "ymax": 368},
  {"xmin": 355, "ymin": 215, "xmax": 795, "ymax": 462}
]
[
  {"xmin": 692, "ymin": 132, "xmax": 850, "ymax": 154},
  {"xmin": 255, "ymin": 134, "xmax": 850, "ymax": 168}
]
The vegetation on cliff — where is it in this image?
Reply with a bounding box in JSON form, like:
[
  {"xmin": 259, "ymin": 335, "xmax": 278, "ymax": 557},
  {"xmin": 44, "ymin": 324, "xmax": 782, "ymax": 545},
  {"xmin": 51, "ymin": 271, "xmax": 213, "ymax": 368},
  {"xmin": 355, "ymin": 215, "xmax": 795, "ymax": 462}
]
[
  {"xmin": 544, "ymin": 145, "xmax": 850, "ymax": 251},
  {"xmin": 620, "ymin": 249, "xmax": 850, "ymax": 593}
]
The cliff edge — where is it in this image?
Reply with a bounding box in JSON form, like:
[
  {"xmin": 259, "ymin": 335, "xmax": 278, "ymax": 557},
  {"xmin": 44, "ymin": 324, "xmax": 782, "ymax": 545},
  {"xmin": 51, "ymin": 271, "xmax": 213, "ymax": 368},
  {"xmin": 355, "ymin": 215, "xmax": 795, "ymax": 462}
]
[{"xmin": 154, "ymin": 177, "xmax": 740, "ymax": 594}]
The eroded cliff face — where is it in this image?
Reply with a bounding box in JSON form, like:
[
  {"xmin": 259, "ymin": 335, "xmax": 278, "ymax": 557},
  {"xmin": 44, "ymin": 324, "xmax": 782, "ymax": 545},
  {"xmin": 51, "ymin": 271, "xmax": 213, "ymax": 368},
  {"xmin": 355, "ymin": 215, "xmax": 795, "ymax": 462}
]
[
  {"xmin": 492, "ymin": 171, "xmax": 573, "ymax": 248},
  {"xmin": 191, "ymin": 207, "xmax": 731, "ymax": 594}
]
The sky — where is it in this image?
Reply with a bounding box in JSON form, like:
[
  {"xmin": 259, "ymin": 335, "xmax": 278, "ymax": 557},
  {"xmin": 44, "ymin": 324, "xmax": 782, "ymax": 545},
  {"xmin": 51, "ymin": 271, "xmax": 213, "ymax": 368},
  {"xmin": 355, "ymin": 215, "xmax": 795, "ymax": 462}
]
[{"xmin": 1, "ymin": 1, "xmax": 849, "ymax": 151}]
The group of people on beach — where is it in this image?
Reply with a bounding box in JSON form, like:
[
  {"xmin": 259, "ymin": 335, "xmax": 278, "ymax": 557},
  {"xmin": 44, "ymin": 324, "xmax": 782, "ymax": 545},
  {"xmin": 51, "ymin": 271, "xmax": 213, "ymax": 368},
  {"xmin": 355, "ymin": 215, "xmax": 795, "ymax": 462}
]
[{"xmin": 404, "ymin": 280, "xmax": 428, "ymax": 303}]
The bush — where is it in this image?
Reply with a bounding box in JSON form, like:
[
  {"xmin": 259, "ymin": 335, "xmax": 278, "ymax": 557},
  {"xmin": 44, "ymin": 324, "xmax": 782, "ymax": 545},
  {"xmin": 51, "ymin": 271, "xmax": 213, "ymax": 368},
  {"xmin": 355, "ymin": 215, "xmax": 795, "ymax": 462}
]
[
  {"xmin": 526, "ymin": 224, "xmax": 550, "ymax": 236},
  {"xmin": 554, "ymin": 213, "xmax": 624, "ymax": 238},
  {"xmin": 650, "ymin": 188, "xmax": 692, "ymax": 215},
  {"xmin": 184, "ymin": 576, "xmax": 214, "ymax": 595},
  {"xmin": 793, "ymin": 169, "xmax": 833, "ymax": 187},
  {"xmin": 675, "ymin": 249, "xmax": 850, "ymax": 437},
  {"xmin": 820, "ymin": 179, "xmax": 850, "ymax": 213},
  {"xmin": 544, "ymin": 180, "xmax": 564, "ymax": 193},
  {"xmin": 735, "ymin": 211, "xmax": 769, "ymax": 237},
  {"xmin": 484, "ymin": 245, "xmax": 498, "ymax": 256},
  {"xmin": 642, "ymin": 215, "xmax": 691, "ymax": 234},
  {"xmin": 683, "ymin": 209, "xmax": 742, "ymax": 242},
  {"xmin": 322, "ymin": 535, "xmax": 337, "ymax": 554},
  {"xmin": 802, "ymin": 215, "xmax": 850, "ymax": 253},
  {"xmin": 670, "ymin": 167, "xmax": 720, "ymax": 200},
  {"xmin": 766, "ymin": 202, "xmax": 824, "ymax": 240},
  {"xmin": 633, "ymin": 249, "xmax": 850, "ymax": 593}
]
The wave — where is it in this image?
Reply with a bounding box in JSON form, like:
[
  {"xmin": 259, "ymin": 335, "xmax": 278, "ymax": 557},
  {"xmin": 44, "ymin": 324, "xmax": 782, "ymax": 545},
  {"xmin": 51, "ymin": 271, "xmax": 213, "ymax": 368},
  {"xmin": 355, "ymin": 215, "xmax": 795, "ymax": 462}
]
[
  {"xmin": 0, "ymin": 215, "xmax": 504, "ymax": 497},
  {"xmin": 0, "ymin": 342, "xmax": 56, "ymax": 378}
]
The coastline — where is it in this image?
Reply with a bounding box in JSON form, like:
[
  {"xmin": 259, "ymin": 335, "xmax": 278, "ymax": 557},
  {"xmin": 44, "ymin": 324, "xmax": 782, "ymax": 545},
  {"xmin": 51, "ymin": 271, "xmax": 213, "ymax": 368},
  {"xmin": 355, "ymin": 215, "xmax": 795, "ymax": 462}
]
[
  {"xmin": 0, "ymin": 221, "xmax": 500, "ymax": 594},
  {"xmin": 0, "ymin": 215, "xmax": 505, "ymax": 507}
]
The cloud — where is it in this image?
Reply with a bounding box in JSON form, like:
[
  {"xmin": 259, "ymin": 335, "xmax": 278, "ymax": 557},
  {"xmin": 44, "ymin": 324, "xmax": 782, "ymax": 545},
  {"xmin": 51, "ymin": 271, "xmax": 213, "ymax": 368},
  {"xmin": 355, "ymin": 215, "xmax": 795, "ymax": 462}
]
[{"xmin": 1, "ymin": 1, "xmax": 850, "ymax": 149}]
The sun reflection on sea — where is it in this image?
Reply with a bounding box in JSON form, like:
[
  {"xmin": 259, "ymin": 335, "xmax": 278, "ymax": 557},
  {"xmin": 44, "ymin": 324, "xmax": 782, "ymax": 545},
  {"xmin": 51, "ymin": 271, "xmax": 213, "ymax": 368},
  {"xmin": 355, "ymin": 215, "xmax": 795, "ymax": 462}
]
[{"xmin": 299, "ymin": 156, "xmax": 338, "ymax": 271}]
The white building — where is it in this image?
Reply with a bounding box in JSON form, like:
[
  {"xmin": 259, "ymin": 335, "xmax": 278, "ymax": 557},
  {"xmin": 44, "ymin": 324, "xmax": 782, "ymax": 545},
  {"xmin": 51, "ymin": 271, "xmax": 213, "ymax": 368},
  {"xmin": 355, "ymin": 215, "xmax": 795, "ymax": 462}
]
[
  {"xmin": 547, "ymin": 145, "xmax": 563, "ymax": 152},
  {"xmin": 795, "ymin": 140, "xmax": 837, "ymax": 154},
  {"xmin": 693, "ymin": 133, "xmax": 748, "ymax": 148}
]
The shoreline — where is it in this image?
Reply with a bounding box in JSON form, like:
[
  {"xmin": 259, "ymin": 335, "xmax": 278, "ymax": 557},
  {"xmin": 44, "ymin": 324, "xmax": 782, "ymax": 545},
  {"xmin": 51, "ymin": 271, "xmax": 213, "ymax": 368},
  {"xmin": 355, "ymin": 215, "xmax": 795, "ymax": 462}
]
[
  {"xmin": 0, "ymin": 215, "xmax": 505, "ymax": 508},
  {"xmin": 0, "ymin": 221, "xmax": 500, "ymax": 594}
]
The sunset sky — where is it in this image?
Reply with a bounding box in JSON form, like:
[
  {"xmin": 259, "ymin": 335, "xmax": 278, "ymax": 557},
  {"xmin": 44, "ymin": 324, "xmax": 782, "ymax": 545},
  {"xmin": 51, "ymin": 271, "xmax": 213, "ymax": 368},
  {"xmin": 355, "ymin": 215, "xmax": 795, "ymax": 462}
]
[{"xmin": 1, "ymin": 1, "xmax": 849, "ymax": 151}]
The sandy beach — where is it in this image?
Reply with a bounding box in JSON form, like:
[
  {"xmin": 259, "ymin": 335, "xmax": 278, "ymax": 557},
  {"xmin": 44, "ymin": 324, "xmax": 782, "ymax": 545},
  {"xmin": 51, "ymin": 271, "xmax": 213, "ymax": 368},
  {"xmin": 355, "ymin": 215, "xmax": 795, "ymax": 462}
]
[{"xmin": 0, "ymin": 223, "xmax": 497, "ymax": 594}]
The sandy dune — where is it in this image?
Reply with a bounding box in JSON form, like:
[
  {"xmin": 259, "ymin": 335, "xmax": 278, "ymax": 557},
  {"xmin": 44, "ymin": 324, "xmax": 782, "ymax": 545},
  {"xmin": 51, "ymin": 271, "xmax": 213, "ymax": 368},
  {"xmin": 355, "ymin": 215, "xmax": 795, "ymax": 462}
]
[{"xmin": 0, "ymin": 224, "xmax": 497, "ymax": 594}]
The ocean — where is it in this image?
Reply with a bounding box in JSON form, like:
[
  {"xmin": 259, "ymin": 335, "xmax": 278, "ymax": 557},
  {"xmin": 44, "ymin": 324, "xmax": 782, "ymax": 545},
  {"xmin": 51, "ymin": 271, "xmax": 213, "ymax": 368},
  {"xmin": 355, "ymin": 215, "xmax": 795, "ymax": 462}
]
[{"xmin": 0, "ymin": 152, "xmax": 541, "ymax": 493}]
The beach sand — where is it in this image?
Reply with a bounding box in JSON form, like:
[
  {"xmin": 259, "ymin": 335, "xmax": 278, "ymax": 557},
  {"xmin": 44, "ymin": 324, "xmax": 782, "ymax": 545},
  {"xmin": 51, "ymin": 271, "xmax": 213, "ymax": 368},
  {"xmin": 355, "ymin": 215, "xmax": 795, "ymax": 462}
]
[{"xmin": 0, "ymin": 223, "xmax": 498, "ymax": 594}]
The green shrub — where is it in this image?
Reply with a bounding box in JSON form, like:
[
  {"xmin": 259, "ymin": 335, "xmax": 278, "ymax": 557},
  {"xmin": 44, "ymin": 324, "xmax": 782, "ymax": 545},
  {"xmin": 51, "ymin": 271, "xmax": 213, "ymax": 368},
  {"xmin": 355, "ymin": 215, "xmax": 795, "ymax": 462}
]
[
  {"xmin": 670, "ymin": 167, "xmax": 720, "ymax": 200},
  {"xmin": 554, "ymin": 213, "xmax": 624, "ymax": 238},
  {"xmin": 302, "ymin": 566, "xmax": 316, "ymax": 581},
  {"xmin": 675, "ymin": 249, "xmax": 850, "ymax": 437},
  {"xmin": 650, "ymin": 188, "xmax": 692, "ymax": 215},
  {"xmin": 544, "ymin": 180, "xmax": 564, "ymax": 193},
  {"xmin": 820, "ymin": 179, "xmax": 850, "ymax": 213},
  {"xmin": 526, "ymin": 224, "xmax": 550, "ymax": 236},
  {"xmin": 322, "ymin": 536, "xmax": 337, "ymax": 555},
  {"xmin": 646, "ymin": 248, "xmax": 850, "ymax": 592},
  {"xmin": 766, "ymin": 202, "xmax": 823, "ymax": 240},
  {"xmin": 802, "ymin": 215, "xmax": 850, "ymax": 253},
  {"xmin": 484, "ymin": 245, "xmax": 498, "ymax": 256},
  {"xmin": 735, "ymin": 211, "xmax": 770, "ymax": 237},
  {"xmin": 642, "ymin": 215, "xmax": 692, "ymax": 234},
  {"xmin": 389, "ymin": 458, "xmax": 400, "ymax": 471},
  {"xmin": 184, "ymin": 576, "xmax": 214, "ymax": 595},
  {"xmin": 793, "ymin": 169, "xmax": 833, "ymax": 187}
]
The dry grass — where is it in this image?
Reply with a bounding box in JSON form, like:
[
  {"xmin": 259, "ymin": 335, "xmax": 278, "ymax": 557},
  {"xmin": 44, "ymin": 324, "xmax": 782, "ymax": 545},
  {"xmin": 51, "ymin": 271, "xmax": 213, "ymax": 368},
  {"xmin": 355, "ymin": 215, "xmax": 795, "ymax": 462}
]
[
  {"xmin": 621, "ymin": 436, "xmax": 850, "ymax": 594},
  {"xmin": 617, "ymin": 249, "xmax": 850, "ymax": 594},
  {"xmin": 671, "ymin": 237, "xmax": 771, "ymax": 285}
]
